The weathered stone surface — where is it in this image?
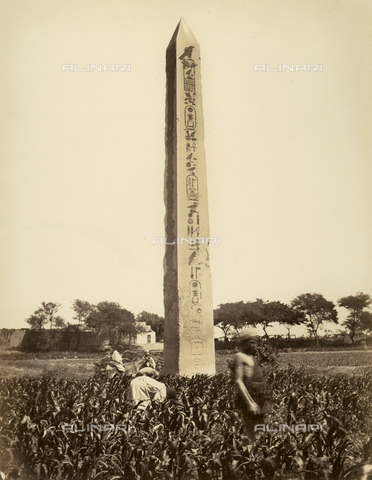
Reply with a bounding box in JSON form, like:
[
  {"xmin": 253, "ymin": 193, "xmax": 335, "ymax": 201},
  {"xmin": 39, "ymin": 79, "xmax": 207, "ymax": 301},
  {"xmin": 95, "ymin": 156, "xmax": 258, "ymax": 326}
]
[{"xmin": 164, "ymin": 18, "xmax": 215, "ymax": 375}]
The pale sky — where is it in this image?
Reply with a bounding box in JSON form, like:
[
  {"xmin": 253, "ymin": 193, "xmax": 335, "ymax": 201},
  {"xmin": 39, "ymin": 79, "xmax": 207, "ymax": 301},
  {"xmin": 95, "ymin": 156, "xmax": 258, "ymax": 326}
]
[{"xmin": 1, "ymin": 0, "xmax": 371, "ymax": 336}]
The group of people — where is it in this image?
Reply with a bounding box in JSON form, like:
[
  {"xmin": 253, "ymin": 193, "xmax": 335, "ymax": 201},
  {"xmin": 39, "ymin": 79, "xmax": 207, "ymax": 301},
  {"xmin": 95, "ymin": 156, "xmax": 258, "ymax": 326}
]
[
  {"xmin": 109, "ymin": 329, "xmax": 271, "ymax": 442},
  {"xmin": 107, "ymin": 348, "xmax": 177, "ymax": 410}
]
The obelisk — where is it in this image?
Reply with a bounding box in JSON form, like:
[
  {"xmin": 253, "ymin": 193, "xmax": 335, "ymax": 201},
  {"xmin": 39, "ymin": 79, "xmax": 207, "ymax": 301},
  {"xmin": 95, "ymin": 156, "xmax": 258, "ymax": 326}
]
[{"xmin": 163, "ymin": 18, "xmax": 215, "ymax": 376}]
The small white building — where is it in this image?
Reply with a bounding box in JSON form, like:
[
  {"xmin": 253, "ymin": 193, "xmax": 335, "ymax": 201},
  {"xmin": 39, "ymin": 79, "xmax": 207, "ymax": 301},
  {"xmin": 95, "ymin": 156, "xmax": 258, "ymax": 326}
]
[{"xmin": 134, "ymin": 321, "xmax": 156, "ymax": 345}]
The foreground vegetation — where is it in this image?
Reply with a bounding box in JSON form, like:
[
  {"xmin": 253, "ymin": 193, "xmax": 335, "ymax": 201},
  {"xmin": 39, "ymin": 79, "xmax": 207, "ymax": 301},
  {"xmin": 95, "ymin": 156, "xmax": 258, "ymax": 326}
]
[{"xmin": 0, "ymin": 360, "xmax": 371, "ymax": 479}]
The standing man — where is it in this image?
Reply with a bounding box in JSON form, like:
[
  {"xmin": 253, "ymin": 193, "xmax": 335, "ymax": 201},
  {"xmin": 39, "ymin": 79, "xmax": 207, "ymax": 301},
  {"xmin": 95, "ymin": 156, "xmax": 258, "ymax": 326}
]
[{"xmin": 234, "ymin": 328, "xmax": 272, "ymax": 441}]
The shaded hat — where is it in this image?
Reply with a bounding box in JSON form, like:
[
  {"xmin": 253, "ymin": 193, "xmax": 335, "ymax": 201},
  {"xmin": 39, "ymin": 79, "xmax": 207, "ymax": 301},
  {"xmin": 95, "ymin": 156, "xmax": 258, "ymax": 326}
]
[{"xmin": 239, "ymin": 327, "xmax": 259, "ymax": 342}]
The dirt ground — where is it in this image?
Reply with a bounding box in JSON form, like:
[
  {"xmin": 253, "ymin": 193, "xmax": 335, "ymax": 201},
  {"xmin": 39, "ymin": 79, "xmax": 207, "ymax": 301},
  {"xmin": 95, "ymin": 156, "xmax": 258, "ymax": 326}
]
[
  {"xmin": 0, "ymin": 349, "xmax": 371, "ymax": 378},
  {"xmin": 0, "ymin": 357, "xmax": 96, "ymax": 378}
]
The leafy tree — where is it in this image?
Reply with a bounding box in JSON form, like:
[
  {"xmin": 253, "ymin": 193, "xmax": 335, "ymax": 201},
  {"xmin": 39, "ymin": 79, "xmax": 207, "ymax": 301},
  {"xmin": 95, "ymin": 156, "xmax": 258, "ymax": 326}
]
[
  {"xmin": 360, "ymin": 311, "xmax": 372, "ymax": 334},
  {"xmin": 85, "ymin": 301, "xmax": 137, "ymax": 345},
  {"xmin": 253, "ymin": 300, "xmax": 304, "ymax": 339},
  {"xmin": 214, "ymin": 304, "xmax": 237, "ymax": 340},
  {"xmin": 249, "ymin": 299, "xmax": 275, "ymax": 339},
  {"xmin": 40, "ymin": 302, "xmax": 62, "ymax": 329},
  {"xmin": 338, "ymin": 292, "xmax": 372, "ymax": 344},
  {"xmin": 26, "ymin": 302, "xmax": 63, "ymax": 329},
  {"xmin": 291, "ymin": 293, "xmax": 338, "ymax": 345},
  {"xmin": 71, "ymin": 299, "xmax": 95, "ymax": 327},
  {"xmin": 54, "ymin": 316, "xmax": 67, "ymax": 329},
  {"xmin": 70, "ymin": 299, "xmax": 95, "ymax": 350},
  {"xmin": 26, "ymin": 312, "xmax": 46, "ymax": 330},
  {"xmin": 240, "ymin": 301, "xmax": 262, "ymax": 329},
  {"xmin": 137, "ymin": 311, "xmax": 164, "ymax": 342},
  {"xmin": 214, "ymin": 301, "xmax": 255, "ymax": 339}
]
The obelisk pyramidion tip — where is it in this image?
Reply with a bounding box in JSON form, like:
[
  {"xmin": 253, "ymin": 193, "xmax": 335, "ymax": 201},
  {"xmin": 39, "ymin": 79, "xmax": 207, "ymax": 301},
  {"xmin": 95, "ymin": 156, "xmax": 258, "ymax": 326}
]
[
  {"xmin": 182, "ymin": 18, "xmax": 196, "ymax": 37},
  {"xmin": 167, "ymin": 18, "xmax": 198, "ymax": 49}
]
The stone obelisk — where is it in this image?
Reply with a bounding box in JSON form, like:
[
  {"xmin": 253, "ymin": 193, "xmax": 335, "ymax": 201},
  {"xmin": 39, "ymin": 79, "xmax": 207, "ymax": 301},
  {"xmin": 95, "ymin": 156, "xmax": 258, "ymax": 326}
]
[{"xmin": 164, "ymin": 18, "xmax": 215, "ymax": 376}]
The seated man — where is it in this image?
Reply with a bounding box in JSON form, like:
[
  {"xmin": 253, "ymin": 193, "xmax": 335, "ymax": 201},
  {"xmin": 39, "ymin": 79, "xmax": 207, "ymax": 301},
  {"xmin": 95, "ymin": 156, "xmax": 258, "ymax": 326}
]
[
  {"xmin": 128, "ymin": 374, "xmax": 177, "ymax": 410},
  {"xmin": 140, "ymin": 349, "xmax": 157, "ymax": 370},
  {"xmin": 105, "ymin": 348, "xmax": 126, "ymax": 375}
]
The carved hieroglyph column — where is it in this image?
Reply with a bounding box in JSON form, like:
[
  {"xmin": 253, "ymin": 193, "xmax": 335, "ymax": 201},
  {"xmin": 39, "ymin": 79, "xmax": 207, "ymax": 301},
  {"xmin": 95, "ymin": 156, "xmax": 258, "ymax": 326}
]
[{"xmin": 163, "ymin": 18, "xmax": 215, "ymax": 376}]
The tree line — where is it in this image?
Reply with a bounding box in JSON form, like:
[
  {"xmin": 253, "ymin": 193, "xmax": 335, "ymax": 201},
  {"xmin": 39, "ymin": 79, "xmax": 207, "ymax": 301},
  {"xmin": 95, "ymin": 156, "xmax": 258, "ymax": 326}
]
[
  {"xmin": 214, "ymin": 292, "xmax": 372, "ymax": 345},
  {"xmin": 25, "ymin": 292, "xmax": 372, "ymax": 346},
  {"xmin": 25, "ymin": 300, "xmax": 165, "ymax": 346}
]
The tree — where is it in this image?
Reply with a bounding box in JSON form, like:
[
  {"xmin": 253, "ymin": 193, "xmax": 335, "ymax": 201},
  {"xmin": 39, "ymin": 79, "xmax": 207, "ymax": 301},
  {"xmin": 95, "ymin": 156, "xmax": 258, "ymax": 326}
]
[
  {"xmin": 291, "ymin": 293, "xmax": 338, "ymax": 345},
  {"xmin": 71, "ymin": 299, "xmax": 95, "ymax": 327},
  {"xmin": 26, "ymin": 312, "xmax": 47, "ymax": 330},
  {"xmin": 70, "ymin": 299, "xmax": 96, "ymax": 350},
  {"xmin": 360, "ymin": 311, "xmax": 372, "ymax": 334},
  {"xmin": 39, "ymin": 302, "xmax": 62, "ymax": 329},
  {"xmin": 85, "ymin": 301, "xmax": 136, "ymax": 345},
  {"xmin": 137, "ymin": 311, "xmax": 164, "ymax": 342},
  {"xmin": 123, "ymin": 322, "xmax": 148, "ymax": 345},
  {"xmin": 214, "ymin": 304, "xmax": 236, "ymax": 340},
  {"xmin": 214, "ymin": 302, "xmax": 254, "ymax": 340},
  {"xmin": 239, "ymin": 299, "xmax": 269, "ymax": 339},
  {"xmin": 54, "ymin": 316, "xmax": 67, "ymax": 329},
  {"xmin": 26, "ymin": 302, "xmax": 63, "ymax": 329},
  {"xmin": 253, "ymin": 300, "xmax": 304, "ymax": 339},
  {"xmin": 240, "ymin": 301, "xmax": 262, "ymax": 330},
  {"xmin": 338, "ymin": 292, "xmax": 372, "ymax": 344}
]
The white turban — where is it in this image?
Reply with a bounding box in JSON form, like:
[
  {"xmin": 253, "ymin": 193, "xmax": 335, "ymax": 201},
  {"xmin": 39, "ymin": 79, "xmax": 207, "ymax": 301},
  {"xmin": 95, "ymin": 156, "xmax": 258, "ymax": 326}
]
[{"xmin": 239, "ymin": 327, "xmax": 259, "ymax": 342}]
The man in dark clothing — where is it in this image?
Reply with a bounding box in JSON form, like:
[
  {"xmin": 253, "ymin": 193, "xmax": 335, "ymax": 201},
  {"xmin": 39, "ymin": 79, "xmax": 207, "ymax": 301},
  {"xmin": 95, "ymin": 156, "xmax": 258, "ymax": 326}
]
[{"xmin": 234, "ymin": 328, "xmax": 272, "ymax": 441}]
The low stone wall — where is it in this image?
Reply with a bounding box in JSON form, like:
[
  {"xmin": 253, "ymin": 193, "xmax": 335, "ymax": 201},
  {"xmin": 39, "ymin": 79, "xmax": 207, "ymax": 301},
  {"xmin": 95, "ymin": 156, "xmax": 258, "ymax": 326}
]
[
  {"xmin": 0, "ymin": 329, "xmax": 163, "ymax": 352},
  {"xmin": 0, "ymin": 329, "xmax": 103, "ymax": 351},
  {"xmin": 132, "ymin": 342, "xmax": 164, "ymax": 351},
  {"xmin": 0, "ymin": 330, "xmax": 27, "ymax": 348}
]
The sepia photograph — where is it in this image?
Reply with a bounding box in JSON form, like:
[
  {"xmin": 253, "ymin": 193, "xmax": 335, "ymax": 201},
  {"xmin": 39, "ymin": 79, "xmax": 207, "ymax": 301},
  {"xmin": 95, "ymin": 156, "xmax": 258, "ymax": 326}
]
[{"xmin": 1, "ymin": 0, "xmax": 371, "ymax": 478}]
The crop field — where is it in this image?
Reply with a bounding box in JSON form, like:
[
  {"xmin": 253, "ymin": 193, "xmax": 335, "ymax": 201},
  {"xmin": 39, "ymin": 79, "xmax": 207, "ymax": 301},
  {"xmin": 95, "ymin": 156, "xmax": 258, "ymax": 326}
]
[
  {"xmin": 277, "ymin": 351, "xmax": 372, "ymax": 376},
  {"xmin": 216, "ymin": 349, "xmax": 372, "ymax": 376},
  {"xmin": 0, "ymin": 348, "xmax": 372, "ymax": 480},
  {"xmin": 278, "ymin": 350, "xmax": 372, "ymax": 366}
]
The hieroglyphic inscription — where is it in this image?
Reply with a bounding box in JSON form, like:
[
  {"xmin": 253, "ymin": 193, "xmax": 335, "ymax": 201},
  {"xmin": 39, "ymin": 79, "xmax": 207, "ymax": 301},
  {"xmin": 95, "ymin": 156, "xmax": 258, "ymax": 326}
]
[
  {"xmin": 186, "ymin": 175, "xmax": 198, "ymax": 200},
  {"xmin": 179, "ymin": 46, "xmax": 203, "ymax": 372}
]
